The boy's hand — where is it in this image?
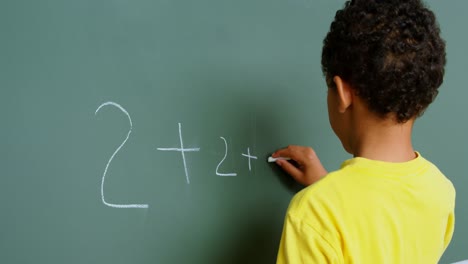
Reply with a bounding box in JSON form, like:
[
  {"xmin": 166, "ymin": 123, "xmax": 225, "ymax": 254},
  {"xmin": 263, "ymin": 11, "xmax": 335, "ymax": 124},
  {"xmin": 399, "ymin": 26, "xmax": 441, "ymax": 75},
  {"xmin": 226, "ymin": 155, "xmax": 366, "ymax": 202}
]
[{"xmin": 272, "ymin": 145, "xmax": 328, "ymax": 186}]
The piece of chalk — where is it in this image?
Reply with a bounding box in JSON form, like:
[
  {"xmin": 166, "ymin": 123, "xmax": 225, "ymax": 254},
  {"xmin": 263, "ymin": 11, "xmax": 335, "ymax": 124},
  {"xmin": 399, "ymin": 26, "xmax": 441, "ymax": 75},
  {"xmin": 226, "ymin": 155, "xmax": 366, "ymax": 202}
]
[{"xmin": 268, "ymin": 156, "xmax": 291, "ymax": 162}]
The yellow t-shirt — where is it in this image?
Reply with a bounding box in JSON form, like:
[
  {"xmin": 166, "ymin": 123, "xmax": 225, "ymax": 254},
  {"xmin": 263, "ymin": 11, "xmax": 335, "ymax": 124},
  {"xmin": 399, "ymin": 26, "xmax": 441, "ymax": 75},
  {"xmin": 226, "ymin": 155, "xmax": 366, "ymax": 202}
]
[{"xmin": 277, "ymin": 153, "xmax": 455, "ymax": 264}]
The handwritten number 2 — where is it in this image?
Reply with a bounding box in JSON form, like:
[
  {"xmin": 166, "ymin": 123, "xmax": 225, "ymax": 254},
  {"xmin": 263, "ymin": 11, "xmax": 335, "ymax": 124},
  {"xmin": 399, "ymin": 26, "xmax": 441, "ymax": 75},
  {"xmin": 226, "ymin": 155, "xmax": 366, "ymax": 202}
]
[
  {"xmin": 216, "ymin": 137, "xmax": 237, "ymax": 177},
  {"xmin": 95, "ymin": 101, "xmax": 148, "ymax": 209}
]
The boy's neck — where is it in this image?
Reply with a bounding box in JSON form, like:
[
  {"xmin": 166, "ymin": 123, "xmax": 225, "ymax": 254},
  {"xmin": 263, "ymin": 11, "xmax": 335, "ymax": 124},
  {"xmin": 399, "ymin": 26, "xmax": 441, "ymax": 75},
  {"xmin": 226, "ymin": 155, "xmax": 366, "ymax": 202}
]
[{"xmin": 351, "ymin": 117, "xmax": 416, "ymax": 163}]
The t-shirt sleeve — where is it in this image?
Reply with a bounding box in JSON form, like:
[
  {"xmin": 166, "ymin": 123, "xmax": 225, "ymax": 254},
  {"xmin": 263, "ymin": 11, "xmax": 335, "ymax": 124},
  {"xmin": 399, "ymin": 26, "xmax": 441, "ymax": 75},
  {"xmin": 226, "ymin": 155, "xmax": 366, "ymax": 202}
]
[{"xmin": 276, "ymin": 213, "xmax": 341, "ymax": 264}]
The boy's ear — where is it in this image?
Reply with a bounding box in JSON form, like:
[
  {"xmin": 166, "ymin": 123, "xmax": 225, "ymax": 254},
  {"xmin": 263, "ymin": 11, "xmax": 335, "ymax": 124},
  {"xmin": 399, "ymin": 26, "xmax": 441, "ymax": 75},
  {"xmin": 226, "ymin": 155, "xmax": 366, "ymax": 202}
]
[{"xmin": 333, "ymin": 76, "xmax": 353, "ymax": 113}]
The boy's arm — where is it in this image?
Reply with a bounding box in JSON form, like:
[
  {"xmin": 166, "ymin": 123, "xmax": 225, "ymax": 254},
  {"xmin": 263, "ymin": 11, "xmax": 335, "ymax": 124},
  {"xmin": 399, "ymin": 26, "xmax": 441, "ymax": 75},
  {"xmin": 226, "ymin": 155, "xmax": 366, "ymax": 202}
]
[
  {"xmin": 277, "ymin": 213, "xmax": 341, "ymax": 264},
  {"xmin": 272, "ymin": 145, "xmax": 327, "ymax": 186}
]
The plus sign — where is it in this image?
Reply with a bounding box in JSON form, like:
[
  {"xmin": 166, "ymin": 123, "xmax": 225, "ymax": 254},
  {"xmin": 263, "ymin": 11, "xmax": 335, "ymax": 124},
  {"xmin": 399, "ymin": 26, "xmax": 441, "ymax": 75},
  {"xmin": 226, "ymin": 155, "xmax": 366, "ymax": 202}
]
[
  {"xmin": 241, "ymin": 147, "xmax": 258, "ymax": 172},
  {"xmin": 157, "ymin": 123, "xmax": 200, "ymax": 184}
]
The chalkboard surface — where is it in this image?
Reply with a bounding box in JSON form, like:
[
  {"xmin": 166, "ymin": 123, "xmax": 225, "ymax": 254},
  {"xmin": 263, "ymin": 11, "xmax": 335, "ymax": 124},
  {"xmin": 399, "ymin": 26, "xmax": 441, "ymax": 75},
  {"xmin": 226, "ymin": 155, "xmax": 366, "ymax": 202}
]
[{"xmin": 1, "ymin": 0, "xmax": 466, "ymax": 263}]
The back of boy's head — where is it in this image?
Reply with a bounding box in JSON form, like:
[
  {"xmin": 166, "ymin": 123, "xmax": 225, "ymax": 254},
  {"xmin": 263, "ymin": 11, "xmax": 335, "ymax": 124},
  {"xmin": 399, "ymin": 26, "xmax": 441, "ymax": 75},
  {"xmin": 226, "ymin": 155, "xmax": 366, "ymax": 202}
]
[{"xmin": 321, "ymin": 0, "xmax": 446, "ymax": 123}]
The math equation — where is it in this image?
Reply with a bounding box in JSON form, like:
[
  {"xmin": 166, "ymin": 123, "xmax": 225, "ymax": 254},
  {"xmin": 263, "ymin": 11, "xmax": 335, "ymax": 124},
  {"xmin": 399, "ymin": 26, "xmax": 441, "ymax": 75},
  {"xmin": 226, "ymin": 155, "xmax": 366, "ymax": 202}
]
[{"xmin": 95, "ymin": 101, "xmax": 259, "ymax": 209}]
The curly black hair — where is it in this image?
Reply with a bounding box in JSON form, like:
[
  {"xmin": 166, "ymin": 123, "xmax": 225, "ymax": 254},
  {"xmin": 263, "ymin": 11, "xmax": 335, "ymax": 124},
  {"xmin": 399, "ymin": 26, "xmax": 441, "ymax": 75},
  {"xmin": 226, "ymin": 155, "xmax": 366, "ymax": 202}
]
[{"xmin": 321, "ymin": 0, "xmax": 446, "ymax": 123}]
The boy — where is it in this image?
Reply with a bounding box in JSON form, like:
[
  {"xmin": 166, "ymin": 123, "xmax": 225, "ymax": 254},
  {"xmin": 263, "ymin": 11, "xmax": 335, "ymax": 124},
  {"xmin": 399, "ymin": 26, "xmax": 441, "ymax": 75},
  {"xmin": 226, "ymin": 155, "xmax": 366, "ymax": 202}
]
[{"xmin": 272, "ymin": 0, "xmax": 456, "ymax": 263}]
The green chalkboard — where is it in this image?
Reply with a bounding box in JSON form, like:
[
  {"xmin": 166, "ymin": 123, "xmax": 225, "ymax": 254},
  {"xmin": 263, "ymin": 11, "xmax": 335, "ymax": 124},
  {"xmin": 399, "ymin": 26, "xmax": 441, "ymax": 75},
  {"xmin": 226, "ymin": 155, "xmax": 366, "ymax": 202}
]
[{"xmin": 1, "ymin": 0, "xmax": 466, "ymax": 263}]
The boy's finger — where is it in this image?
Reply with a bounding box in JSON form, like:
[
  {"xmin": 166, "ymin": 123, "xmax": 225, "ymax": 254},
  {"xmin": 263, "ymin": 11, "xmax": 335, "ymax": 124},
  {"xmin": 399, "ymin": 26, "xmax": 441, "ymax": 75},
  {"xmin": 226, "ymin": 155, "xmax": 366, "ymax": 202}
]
[
  {"xmin": 273, "ymin": 145, "xmax": 299, "ymax": 158},
  {"xmin": 273, "ymin": 145, "xmax": 307, "ymax": 164},
  {"xmin": 276, "ymin": 159, "xmax": 303, "ymax": 180}
]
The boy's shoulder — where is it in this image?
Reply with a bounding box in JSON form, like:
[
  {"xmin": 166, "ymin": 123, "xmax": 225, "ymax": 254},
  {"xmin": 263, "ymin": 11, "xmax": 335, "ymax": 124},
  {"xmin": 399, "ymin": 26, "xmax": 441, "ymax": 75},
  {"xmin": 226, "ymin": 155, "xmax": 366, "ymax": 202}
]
[{"xmin": 287, "ymin": 153, "xmax": 455, "ymax": 221}]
